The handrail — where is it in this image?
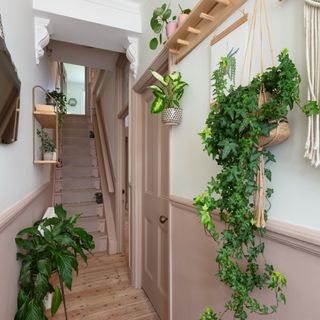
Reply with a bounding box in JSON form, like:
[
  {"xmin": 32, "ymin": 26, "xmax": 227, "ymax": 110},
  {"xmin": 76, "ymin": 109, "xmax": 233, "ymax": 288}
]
[
  {"xmin": 32, "ymin": 85, "xmax": 57, "ymax": 110},
  {"xmin": 95, "ymin": 105, "xmax": 115, "ymax": 193}
]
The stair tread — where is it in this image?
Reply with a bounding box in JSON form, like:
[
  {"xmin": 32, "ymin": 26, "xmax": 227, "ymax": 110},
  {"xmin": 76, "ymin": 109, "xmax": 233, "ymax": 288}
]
[
  {"xmin": 56, "ymin": 177, "xmax": 100, "ymax": 181},
  {"xmin": 78, "ymin": 215, "xmax": 105, "ymax": 222},
  {"xmin": 57, "ymin": 188, "xmax": 101, "ymax": 193},
  {"xmin": 91, "ymin": 231, "xmax": 108, "ymax": 239},
  {"xmin": 64, "ymin": 201, "xmax": 103, "ymax": 207}
]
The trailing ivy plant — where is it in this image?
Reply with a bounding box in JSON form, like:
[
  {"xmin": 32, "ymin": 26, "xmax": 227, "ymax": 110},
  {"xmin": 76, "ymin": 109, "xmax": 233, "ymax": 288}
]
[
  {"xmin": 15, "ymin": 204, "xmax": 95, "ymax": 320},
  {"xmin": 46, "ymin": 90, "xmax": 67, "ymax": 128},
  {"xmin": 194, "ymin": 49, "xmax": 301, "ymax": 320}
]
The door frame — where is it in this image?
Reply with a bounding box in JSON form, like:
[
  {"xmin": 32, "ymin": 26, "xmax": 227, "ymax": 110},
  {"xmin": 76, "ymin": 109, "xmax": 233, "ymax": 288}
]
[{"xmin": 130, "ymin": 48, "xmax": 170, "ymax": 289}]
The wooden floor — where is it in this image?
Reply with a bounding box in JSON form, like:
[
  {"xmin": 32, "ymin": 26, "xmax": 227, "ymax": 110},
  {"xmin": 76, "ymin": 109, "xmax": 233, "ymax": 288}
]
[{"xmin": 49, "ymin": 252, "xmax": 159, "ymax": 320}]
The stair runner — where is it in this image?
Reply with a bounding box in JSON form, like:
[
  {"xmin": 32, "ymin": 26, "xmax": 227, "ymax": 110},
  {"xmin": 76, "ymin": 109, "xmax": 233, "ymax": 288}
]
[{"xmin": 54, "ymin": 115, "xmax": 107, "ymax": 252}]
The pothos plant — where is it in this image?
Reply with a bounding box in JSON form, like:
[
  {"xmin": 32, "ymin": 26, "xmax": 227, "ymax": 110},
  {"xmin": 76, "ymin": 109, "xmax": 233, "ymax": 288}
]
[
  {"xmin": 194, "ymin": 49, "xmax": 301, "ymax": 320},
  {"xmin": 149, "ymin": 3, "xmax": 176, "ymax": 50},
  {"xmin": 148, "ymin": 70, "xmax": 188, "ymax": 114},
  {"xmin": 46, "ymin": 90, "xmax": 67, "ymax": 128},
  {"xmin": 15, "ymin": 205, "xmax": 95, "ymax": 320}
]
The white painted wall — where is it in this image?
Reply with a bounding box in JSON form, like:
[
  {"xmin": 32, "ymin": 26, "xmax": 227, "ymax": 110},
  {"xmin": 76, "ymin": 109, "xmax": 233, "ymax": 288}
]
[
  {"xmin": 137, "ymin": 0, "xmax": 320, "ymax": 230},
  {"xmin": 0, "ymin": 0, "xmax": 52, "ymax": 213}
]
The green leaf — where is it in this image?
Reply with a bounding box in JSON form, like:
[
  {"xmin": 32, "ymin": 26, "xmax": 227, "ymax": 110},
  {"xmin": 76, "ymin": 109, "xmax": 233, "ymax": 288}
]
[
  {"xmin": 51, "ymin": 286, "xmax": 62, "ymax": 316},
  {"xmin": 25, "ymin": 299, "xmax": 45, "ymax": 320},
  {"xmin": 54, "ymin": 204, "xmax": 67, "ymax": 220},
  {"xmin": 37, "ymin": 259, "xmax": 52, "ymax": 277},
  {"xmin": 151, "ymin": 97, "xmax": 165, "ymax": 114},
  {"xmin": 150, "ymin": 70, "xmax": 168, "ymax": 86},
  {"xmin": 150, "ymin": 16, "xmax": 162, "ymax": 34},
  {"xmin": 163, "ymin": 8, "xmax": 172, "ymax": 20},
  {"xmin": 149, "ymin": 38, "xmax": 158, "ymax": 50},
  {"xmin": 153, "ymin": 4, "xmax": 166, "ymax": 17}
]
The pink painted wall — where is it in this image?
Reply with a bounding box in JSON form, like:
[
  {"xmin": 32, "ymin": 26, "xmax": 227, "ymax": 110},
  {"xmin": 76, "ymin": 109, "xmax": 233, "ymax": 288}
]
[{"xmin": 170, "ymin": 199, "xmax": 320, "ymax": 320}]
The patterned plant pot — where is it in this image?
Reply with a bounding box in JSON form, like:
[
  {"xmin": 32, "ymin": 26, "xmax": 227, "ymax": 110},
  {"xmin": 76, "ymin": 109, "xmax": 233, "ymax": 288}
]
[{"xmin": 161, "ymin": 108, "xmax": 182, "ymax": 126}]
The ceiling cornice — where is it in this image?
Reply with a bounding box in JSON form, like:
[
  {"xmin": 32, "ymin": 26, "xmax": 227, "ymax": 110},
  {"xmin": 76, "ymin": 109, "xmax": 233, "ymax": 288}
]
[{"xmin": 85, "ymin": 0, "xmax": 140, "ymax": 15}]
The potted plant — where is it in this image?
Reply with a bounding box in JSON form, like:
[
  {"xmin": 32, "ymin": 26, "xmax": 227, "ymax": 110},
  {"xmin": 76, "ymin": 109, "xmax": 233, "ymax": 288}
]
[
  {"xmin": 149, "ymin": 3, "xmax": 177, "ymax": 50},
  {"xmin": 95, "ymin": 192, "xmax": 103, "ymax": 204},
  {"xmin": 194, "ymin": 49, "xmax": 301, "ymax": 320},
  {"xmin": 178, "ymin": 4, "xmax": 191, "ymax": 27},
  {"xmin": 46, "ymin": 90, "xmax": 67, "ymax": 128},
  {"xmin": 148, "ymin": 70, "xmax": 188, "ymax": 125},
  {"xmin": 15, "ymin": 204, "xmax": 95, "ymax": 320},
  {"xmin": 37, "ymin": 129, "xmax": 56, "ymax": 161}
]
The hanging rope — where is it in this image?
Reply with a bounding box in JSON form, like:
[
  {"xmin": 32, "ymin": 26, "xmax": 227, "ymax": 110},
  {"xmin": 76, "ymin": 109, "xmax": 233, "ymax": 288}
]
[
  {"xmin": 240, "ymin": 0, "xmax": 277, "ymax": 228},
  {"xmin": 304, "ymin": 0, "xmax": 320, "ymax": 167}
]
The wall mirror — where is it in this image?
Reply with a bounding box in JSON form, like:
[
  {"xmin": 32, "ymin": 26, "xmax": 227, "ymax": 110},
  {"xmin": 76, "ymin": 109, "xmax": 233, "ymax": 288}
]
[{"xmin": 0, "ymin": 14, "xmax": 21, "ymax": 144}]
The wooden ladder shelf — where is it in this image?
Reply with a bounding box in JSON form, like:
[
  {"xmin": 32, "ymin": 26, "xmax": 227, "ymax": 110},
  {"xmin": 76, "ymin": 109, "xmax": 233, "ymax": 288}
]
[{"xmin": 165, "ymin": 0, "xmax": 247, "ymax": 64}]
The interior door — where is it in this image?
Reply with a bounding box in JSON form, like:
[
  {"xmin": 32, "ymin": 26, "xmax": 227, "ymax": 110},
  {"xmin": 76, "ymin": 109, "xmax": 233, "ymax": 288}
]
[{"xmin": 142, "ymin": 90, "xmax": 170, "ymax": 320}]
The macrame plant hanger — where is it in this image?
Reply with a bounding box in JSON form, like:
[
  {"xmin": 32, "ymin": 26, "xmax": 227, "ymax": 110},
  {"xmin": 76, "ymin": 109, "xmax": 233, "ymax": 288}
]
[
  {"xmin": 241, "ymin": 0, "xmax": 276, "ymax": 228},
  {"xmin": 304, "ymin": 0, "xmax": 320, "ymax": 167}
]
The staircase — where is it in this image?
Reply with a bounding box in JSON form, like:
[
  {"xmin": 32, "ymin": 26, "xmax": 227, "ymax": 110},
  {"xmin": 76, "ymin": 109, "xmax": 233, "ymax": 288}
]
[{"xmin": 54, "ymin": 115, "xmax": 108, "ymax": 252}]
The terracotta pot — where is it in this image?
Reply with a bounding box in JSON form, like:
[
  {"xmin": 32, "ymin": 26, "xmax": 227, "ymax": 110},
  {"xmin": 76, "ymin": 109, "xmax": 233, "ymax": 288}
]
[
  {"xmin": 166, "ymin": 21, "xmax": 178, "ymax": 39},
  {"xmin": 161, "ymin": 108, "xmax": 182, "ymax": 126},
  {"xmin": 178, "ymin": 14, "xmax": 189, "ymax": 27}
]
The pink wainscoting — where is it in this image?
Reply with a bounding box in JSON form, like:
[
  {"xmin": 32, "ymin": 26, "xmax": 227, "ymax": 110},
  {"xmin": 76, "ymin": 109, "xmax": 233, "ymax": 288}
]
[
  {"xmin": 169, "ymin": 196, "xmax": 320, "ymax": 320},
  {"xmin": 0, "ymin": 183, "xmax": 52, "ymax": 320}
]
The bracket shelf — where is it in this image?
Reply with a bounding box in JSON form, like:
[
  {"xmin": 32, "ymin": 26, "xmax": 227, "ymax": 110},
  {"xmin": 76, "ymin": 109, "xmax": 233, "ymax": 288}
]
[{"xmin": 165, "ymin": 0, "xmax": 247, "ymax": 64}]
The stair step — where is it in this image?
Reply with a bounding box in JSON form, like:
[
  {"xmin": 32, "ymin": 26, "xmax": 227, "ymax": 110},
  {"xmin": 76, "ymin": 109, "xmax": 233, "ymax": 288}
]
[
  {"xmin": 62, "ymin": 155, "xmax": 97, "ymax": 167},
  {"xmin": 55, "ymin": 177, "xmax": 100, "ymax": 192},
  {"xmin": 62, "ymin": 137, "xmax": 95, "ymax": 147},
  {"xmin": 62, "ymin": 145, "xmax": 96, "ymax": 157},
  {"xmin": 56, "ymin": 188, "xmax": 101, "ymax": 204},
  {"xmin": 77, "ymin": 216, "xmax": 106, "ymax": 233},
  {"xmin": 57, "ymin": 166, "xmax": 99, "ymax": 179},
  {"xmin": 92, "ymin": 231, "xmax": 108, "ymax": 252},
  {"xmin": 63, "ymin": 127, "xmax": 93, "ymax": 138},
  {"xmin": 64, "ymin": 202, "xmax": 103, "ymax": 217}
]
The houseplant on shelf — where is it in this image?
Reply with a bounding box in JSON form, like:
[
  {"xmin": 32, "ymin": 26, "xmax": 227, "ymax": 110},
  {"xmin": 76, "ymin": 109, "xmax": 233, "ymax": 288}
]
[
  {"xmin": 149, "ymin": 3, "xmax": 177, "ymax": 50},
  {"xmin": 46, "ymin": 90, "xmax": 67, "ymax": 128},
  {"xmin": 37, "ymin": 129, "xmax": 56, "ymax": 161},
  {"xmin": 15, "ymin": 204, "xmax": 95, "ymax": 320},
  {"xmin": 178, "ymin": 4, "xmax": 191, "ymax": 27},
  {"xmin": 194, "ymin": 49, "xmax": 301, "ymax": 320},
  {"xmin": 148, "ymin": 70, "xmax": 188, "ymax": 125}
]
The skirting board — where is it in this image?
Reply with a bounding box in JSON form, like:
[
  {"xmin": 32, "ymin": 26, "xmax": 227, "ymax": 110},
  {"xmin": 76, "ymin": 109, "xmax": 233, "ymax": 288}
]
[
  {"xmin": 0, "ymin": 183, "xmax": 50, "ymax": 232},
  {"xmin": 170, "ymin": 195, "xmax": 320, "ymax": 257}
]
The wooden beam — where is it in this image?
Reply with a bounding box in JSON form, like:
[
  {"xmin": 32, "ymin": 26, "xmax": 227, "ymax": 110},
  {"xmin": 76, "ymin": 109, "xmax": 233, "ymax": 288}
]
[
  {"xmin": 216, "ymin": 0, "xmax": 230, "ymax": 6},
  {"xmin": 211, "ymin": 13, "xmax": 249, "ymax": 46},
  {"xmin": 169, "ymin": 48, "xmax": 179, "ymax": 55}
]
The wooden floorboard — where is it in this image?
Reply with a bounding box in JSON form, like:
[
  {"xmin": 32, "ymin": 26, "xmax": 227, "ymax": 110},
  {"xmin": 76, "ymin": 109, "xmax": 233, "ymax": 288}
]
[{"xmin": 48, "ymin": 252, "xmax": 159, "ymax": 320}]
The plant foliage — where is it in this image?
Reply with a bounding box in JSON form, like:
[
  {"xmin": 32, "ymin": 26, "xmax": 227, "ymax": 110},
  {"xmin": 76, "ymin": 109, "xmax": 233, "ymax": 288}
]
[
  {"xmin": 178, "ymin": 4, "xmax": 191, "ymax": 14},
  {"xmin": 194, "ymin": 49, "xmax": 301, "ymax": 320},
  {"xmin": 37, "ymin": 129, "xmax": 56, "ymax": 153},
  {"xmin": 46, "ymin": 90, "xmax": 67, "ymax": 128},
  {"xmin": 149, "ymin": 3, "xmax": 176, "ymax": 50},
  {"xmin": 148, "ymin": 70, "xmax": 188, "ymax": 114},
  {"xmin": 15, "ymin": 204, "xmax": 95, "ymax": 320}
]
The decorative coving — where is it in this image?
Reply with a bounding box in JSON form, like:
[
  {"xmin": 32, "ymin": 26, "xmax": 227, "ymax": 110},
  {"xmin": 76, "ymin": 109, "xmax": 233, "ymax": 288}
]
[
  {"xmin": 34, "ymin": 17, "xmax": 51, "ymax": 64},
  {"xmin": 85, "ymin": 0, "xmax": 140, "ymax": 15},
  {"xmin": 125, "ymin": 37, "xmax": 139, "ymax": 79}
]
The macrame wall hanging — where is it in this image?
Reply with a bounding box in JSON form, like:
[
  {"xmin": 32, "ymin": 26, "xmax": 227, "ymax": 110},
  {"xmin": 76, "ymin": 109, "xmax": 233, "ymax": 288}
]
[{"xmin": 304, "ymin": 0, "xmax": 320, "ymax": 167}]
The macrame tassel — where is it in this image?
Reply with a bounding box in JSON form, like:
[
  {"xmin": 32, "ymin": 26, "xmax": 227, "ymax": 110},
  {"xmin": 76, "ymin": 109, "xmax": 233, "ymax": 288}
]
[{"xmin": 254, "ymin": 154, "xmax": 266, "ymax": 228}]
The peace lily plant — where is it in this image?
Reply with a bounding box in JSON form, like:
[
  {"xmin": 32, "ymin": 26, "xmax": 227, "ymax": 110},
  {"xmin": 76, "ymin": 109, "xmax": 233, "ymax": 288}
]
[
  {"xmin": 15, "ymin": 205, "xmax": 95, "ymax": 320},
  {"xmin": 194, "ymin": 49, "xmax": 301, "ymax": 320},
  {"xmin": 148, "ymin": 70, "xmax": 188, "ymax": 125}
]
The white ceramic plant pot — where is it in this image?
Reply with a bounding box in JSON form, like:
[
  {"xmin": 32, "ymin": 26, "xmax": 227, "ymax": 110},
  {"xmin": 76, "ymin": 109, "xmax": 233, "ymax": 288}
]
[
  {"xmin": 52, "ymin": 151, "xmax": 57, "ymax": 161},
  {"xmin": 44, "ymin": 152, "xmax": 53, "ymax": 161},
  {"xmin": 161, "ymin": 108, "xmax": 182, "ymax": 126}
]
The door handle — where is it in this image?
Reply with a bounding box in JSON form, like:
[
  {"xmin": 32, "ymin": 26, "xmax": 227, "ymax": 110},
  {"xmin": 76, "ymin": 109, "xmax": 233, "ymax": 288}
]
[{"xmin": 159, "ymin": 216, "xmax": 168, "ymax": 224}]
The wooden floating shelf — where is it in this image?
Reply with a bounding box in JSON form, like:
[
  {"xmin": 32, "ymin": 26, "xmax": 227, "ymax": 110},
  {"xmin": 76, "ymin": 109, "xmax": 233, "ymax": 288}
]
[
  {"xmin": 165, "ymin": 0, "xmax": 247, "ymax": 64},
  {"xmin": 33, "ymin": 111, "xmax": 57, "ymax": 129},
  {"xmin": 34, "ymin": 160, "xmax": 58, "ymax": 165}
]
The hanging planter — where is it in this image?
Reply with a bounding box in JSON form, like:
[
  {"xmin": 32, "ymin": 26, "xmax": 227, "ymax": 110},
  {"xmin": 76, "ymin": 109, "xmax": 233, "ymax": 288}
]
[
  {"xmin": 195, "ymin": 1, "xmax": 301, "ymax": 319},
  {"xmin": 148, "ymin": 70, "xmax": 188, "ymax": 126},
  {"xmin": 161, "ymin": 107, "xmax": 183, "ymax": 125}
]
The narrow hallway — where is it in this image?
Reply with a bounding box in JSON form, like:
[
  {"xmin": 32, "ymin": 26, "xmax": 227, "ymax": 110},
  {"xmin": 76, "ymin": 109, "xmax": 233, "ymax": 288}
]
[{"xmin": 50, "ymin": 252, "xmax": 159, "ymax": 320}]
